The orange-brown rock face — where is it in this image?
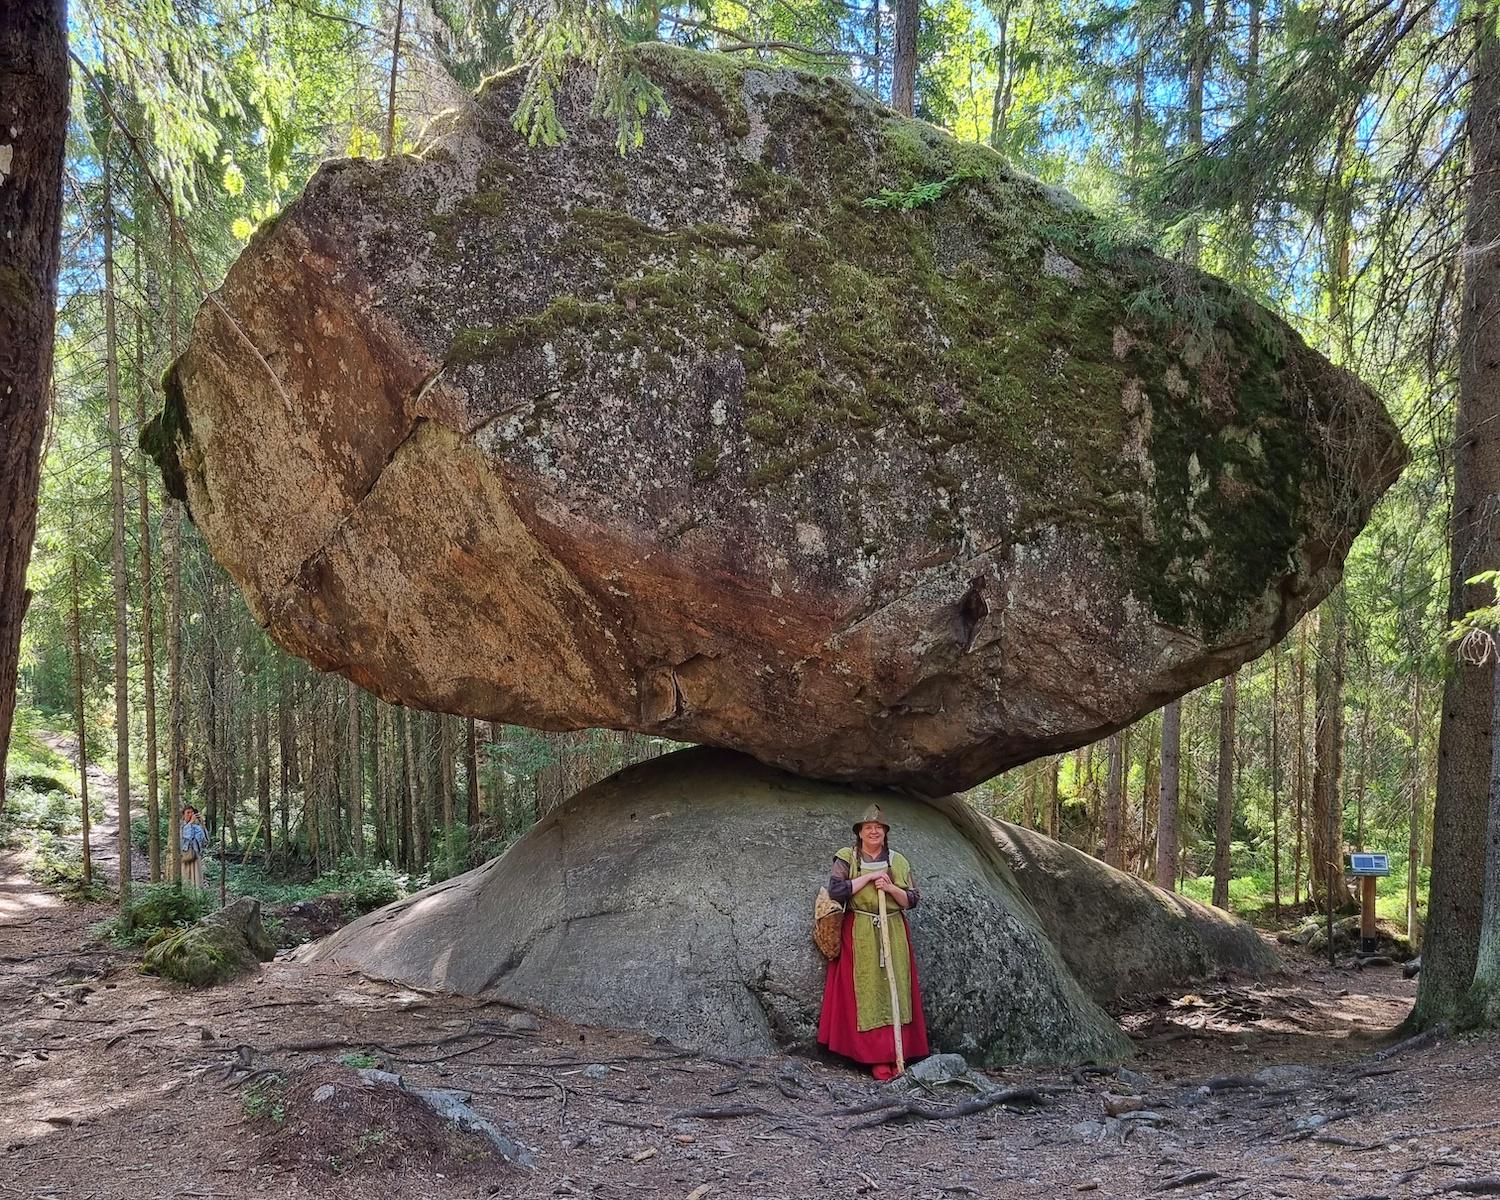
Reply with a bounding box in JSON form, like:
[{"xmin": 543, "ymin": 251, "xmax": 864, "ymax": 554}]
[{"xmin": 148, "ymin": 46, "xmax": 1405, "ymax": 792}]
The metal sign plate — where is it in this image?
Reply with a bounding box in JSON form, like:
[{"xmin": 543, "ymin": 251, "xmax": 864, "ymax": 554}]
[{"xmin": 1348, "ymin": 852, "xmax": 1391, "ymax": 876}]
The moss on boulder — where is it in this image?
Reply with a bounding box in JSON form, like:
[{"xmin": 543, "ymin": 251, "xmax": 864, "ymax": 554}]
[
  {"xmin": 150, "ymin": 45, "xmax": 1404, "ymax": 792},
  {"xmin": 142, "ymin": 897, "xmax": 277, "ymax": 986}
]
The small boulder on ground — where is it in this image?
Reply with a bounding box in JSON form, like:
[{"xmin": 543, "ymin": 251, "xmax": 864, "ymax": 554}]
[
  {"xmin": 141, "ymin": 897, "xmax": 276, "ymax": 986},
  {"xmin": 1278, "ymin": 913, "xmax": 1413, "ymax": 960}
]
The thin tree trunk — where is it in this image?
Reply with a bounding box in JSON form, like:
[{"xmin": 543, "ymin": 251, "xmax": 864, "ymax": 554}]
[
  {"xmin": 1408, "ymin": 674, "xmax": 1423, "ymax": 945},
  {"xmin": 1271, "ymin": 646, "xmax": 1282, "ymax": 921},
  {"xmin": 400, "ymin": 707, "xmax": 417, "ymax": 872},
  {"xmin": 988, "ymin": 1, "xmax": 1010, "ymax": 149},
  {"xmin": 278, "ymin": 667, "xmax": 291, "ymax": 845},
  {"xmin": 891, "ymin": 0, "xmax": 917, "ymax": 115},
  {"xmin": 257, "ymin": 680, "xmax": 272, "ymax": 858},
  {"xmin": 1182, "ymin": 0, "xmax": 1207, "ymax": 262},
  {"xmin": 1212, "ymin": 672, "xmax": 1237, "ymax": 910},
  {"xmin": 440, "ymin": 714, "xmax": 456, "ymax": 872},
  {"xmin": 69, "ymin": 549, "xmax": 92, "ymax": 886},
  {"xmin": 1156, "ymin": 700, "xmax": 1181, "ymax": 890},
  {"xmin": 1104, "ymin": 733, "xmax": 1124, "ymax": 867},
  {"xmin": 1046, "ymin": 755, "xmax": 1060, "ymax": 839},
  {"xmin": 347, "ymin": 678, "xmax": 363, "ymax": 862},
  {"xmin": 1294, "ymin": 621, "xmax": 1308, "ymax": 907},
  {"xmin": 466, "ymin": 716, "xmax": 481, "ymax": 829},
  {"xmin": 384, "ymin": 0, "xmax": 404, "ymax": 155},
  {"xmin": 103, "ymin": 124, "xmax": 133, "ymax": 905},
  {"xmin": 1311, "ymin": 592, "xmax": 1348, "ymax": 911},
  {"xmin": 133, "ymin": 242, "xmax": 161, "ymax": 883},
  {"xmin": 374, "ymin": 701, "xmax": 390, "ymax": 862},
  {"xmin": 1355, "ymin": 701, "xmax": 1371, "ymax": 851},
  {"xmin": 307, "ymin": 683, "xmax": 321, "ymax": 873},
  {"xmin": 165, "ymin": 233, "xmax": 183, "ymax": 888},
  {"xmin": 0, "ymin": 0, "xmax": 67, "ymax": 811}
]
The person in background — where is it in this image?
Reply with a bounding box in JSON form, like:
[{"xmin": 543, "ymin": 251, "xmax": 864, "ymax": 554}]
[{"xmin": 180, "ymin": 804, "xmax": 207, "ymax": 889}]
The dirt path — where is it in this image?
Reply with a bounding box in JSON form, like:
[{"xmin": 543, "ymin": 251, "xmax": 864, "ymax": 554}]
[
  {"xmin": 42, "ymin": 731, "xmax": 149, "ymax": 891},
  {"xmin": 2, "ymin": 825, "xmax": 1497, "ymax": 1198}
]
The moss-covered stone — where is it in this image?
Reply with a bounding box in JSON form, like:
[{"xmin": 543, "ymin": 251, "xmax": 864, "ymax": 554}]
[{"xmin": 142, "ymin": 897, "xmax": 276, "ymax": 987}]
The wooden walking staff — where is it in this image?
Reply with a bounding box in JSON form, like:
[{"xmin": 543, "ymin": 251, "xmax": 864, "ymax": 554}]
[{"xmin": 877, "ymin": 886, "xmax": 905, "ymax": 1076}]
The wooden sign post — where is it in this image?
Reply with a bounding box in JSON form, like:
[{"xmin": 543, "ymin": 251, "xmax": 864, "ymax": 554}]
[{"xmin": 1347, "ymin": 853, "xmax": 1391, "ymax": 955}]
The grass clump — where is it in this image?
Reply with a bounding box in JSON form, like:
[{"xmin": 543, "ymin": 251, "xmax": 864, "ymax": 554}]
[{"xmin": 244, "ymin": 1074, "xmax": 288, "ymax": 1125}]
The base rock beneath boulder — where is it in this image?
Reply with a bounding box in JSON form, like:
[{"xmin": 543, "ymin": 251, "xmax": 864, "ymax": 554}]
[{"xmin": 301, "ymin": 749, "xmax": 1270, "ymax": 1064}]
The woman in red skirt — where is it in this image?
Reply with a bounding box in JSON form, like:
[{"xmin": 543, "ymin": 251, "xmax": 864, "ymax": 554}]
[{"xmin": 817, "ymin": 804, "xmax": 930, "ymax": 1079}]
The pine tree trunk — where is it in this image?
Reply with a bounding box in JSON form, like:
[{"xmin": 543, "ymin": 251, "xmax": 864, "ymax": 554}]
[
  {"xmin": 1271, "ymin": 646, "xmax": 1282, "ymax": 921},
  {"xmin": 988, "ymin": 4, "xmax": 1008, "ymax": 149},
  {"xmin": 400, "ymin": 707, "xmax": 417, "ymax": 871},
  {"xmin": 1311, "ymin": 591, "xmax": 1348, "ymax": 911},
  {"xmin": 1046, "ymin": 755, "xmax": 1060, "ymax": 839},
  {"xmin": 466, "ymin": 716, "xmax": 481, "ymax": 829},
  {"xmin": 1212, "ymin": 672, "xmax": 1237, "ymax": 909},
  {"xmin": 257, "ymin": 683, "xmax": 272, "ymax": 858},
  {"xmin": 1432, "ymin": 16, "xmax": 1500, "ymax": 1029},
  {"xmin": 1294, "ymin": 621, "xmax": 1308, "ymax": 907},
  {"xmin": 891, "ymin": 0, "xmax": 918, "ymax": 115},
  {"xmin": 307, "ymin": 683, "xmax": 321, "ymax": 872},
  {"xmin": 132, "ymin": 244, "xmax": 161, "ymax": 883},
  {"xmin": 440, "ymin": 714, "xmax": 456, "ymax": 872},
  {"xmin": 1156, "ymin": 700, "xmax": 1181, "ymax": 890},
  {"xmin": 165, "ymin": 238, "xmax": 183, "ymax": 887},
  {"xmin": 1182, "ymin": 0, "xmax": 1207, "ymax": 262},
  {"xmin": 384, "ymin": 0, "xmax": 404, "ymax": 155},
  {"xmin": 1104, "ymin": 733, "xmax": 1124, "ymax": 867},
  {"xmin": 1140, "ymin": 720, "xmax": 1159, "ymax": 875},
  {"xmin": 1355, "ymin": 701, "xmax": 1370, "ymax": 851},
  {"xmin": 277, "ymin": 668, "xmax": 291, "ymax": 844},
  {"xmin": 1408, "ymin": 673, "xmax": 1423, "ymax": 945},
  {"xmin": 373, "ymin": 702, "xmax": 390, "ymax": 861},
  {"xmin": 347, "ymin": 679, "xmax": 363, "ymax": 862},
  {"xmin": 164, "ymin": 506, "xmax": 183, "ymax": 885},
  {"xmin": 0, "ymin": 0, "xmax": 67, "ymax": 810},
  {"xmin": 70, "ymin": 550, "xmax": 92, "ymax": 886},
  {"xmin": 102, "ymin": 128, "xmax": 133, "ymax": 905},
  {"xmin": 1472, "ymin": 651, "xmax": 1500, "ymax": 1021}
]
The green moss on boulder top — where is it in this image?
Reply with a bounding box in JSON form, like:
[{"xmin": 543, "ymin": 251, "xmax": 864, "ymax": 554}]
[{"xmin": 150, "ymin": 44, "xmax": 1404, "ymax": 792}]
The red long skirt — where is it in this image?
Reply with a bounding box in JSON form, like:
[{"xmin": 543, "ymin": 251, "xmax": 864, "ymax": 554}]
[{"xmin": 817, "ymin": 912, "xmax": 930, "ymax": 1065}]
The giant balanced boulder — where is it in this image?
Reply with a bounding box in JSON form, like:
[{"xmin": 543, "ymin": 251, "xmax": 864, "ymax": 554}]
[
  {"xmin": 147, "ymin": 45, "xmax": 1405, "ymax": 792},
  {"xmin": 302, "ymin": 748, "xmax": 1273, "ymax": 1063}
]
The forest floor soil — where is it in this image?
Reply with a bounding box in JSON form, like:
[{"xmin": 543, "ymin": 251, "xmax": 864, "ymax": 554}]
[{"xmin": 1, "ymin": 758, "xmax": 1495, "ymax": 1199}]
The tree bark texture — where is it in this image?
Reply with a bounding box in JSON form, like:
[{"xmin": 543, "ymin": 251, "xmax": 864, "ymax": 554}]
[{"xmin": 0, "ymin": 0, "xmax": 67, "ymax": 811}]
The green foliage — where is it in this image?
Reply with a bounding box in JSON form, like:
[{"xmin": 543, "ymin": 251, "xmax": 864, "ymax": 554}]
[
  {"xmin": 95, "ymin": 882, "xmax": 217, "ymax": 946},
  {"xmin": 862, "ymin": 164, "xmax": 984, "ymax": 211},
  {"xmin": 225, "ymin": 858, "xmax": 402, "ymax": 916},
  {"xmin": 339, "ymin": 1052, "xmax": 380, "ymax": 1069},
  {"xmin": 510, "ymin": 1, "xmax": 669, "ymax": 153}
]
